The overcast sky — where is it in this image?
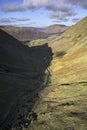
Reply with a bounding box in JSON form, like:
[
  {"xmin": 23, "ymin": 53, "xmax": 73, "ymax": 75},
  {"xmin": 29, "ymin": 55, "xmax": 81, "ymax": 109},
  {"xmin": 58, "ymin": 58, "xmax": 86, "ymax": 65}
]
[{"xmin": 0, "ymin": 0, "xmax": 87, "ymax": 27}]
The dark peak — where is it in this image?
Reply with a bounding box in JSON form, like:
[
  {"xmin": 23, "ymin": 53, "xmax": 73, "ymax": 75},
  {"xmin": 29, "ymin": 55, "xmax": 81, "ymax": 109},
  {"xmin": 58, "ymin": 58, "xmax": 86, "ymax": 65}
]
[{"xmin": 47, "ymin": 24, "xmax": 67, "ymax": 28}]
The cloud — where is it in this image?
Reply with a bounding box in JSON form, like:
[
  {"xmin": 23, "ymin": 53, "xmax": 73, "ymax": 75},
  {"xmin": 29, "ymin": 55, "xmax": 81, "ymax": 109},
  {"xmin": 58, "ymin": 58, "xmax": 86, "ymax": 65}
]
[
  {"xmin": 1, "ymin": 0, "xmax": 77, "ymax": 25},
  {"xmin": 2, "ymin": 0, "xmax": 74, "ymax": 12},
  {"xmin": 3, "ymin": 0, "xmax": 52, "ymax": 12},
  {"xmin": 3, "ymin": 0, "xmax": 87, "ymax": 13},
  {"xmin": 22, "ymin": 0, "xmax": 73, "ymax": 12},
  {"xmin": 10, "ymin": 18, "xmax": 31, "ymax": 22},
  {"xmin": 66, "ymin": 0, "xmax": 87, "ymax": 9},
  {"xmin": 2, "ymin": 0, "xmax": 87, "ymax": 25},
  {"xmin": 72, "ymin": 18, "xmax": 80, "ymax": 23},
  {"xmin": 49, "ymin": 8, "xmax": 77, "ymax": 22},
  {"xmin": 0, "ymin": 17, "xmax": 31, "ymax": 26},
  {"xmin": 49, "ymin": 13, "xmax": 69, "ymax": 22},
  {"xmin": 0, "ymin": 18, "xmax": 11, "ymax": 24},
  {"xmin": 22, "ymin": 0, "xmax": 51, "ymax": 9},
  {"xmin": 3, "ymin": 3, "xmax": 25, "ymax": 12},
  {"xmin": 20, "ymin": 22, "xmax": 37, "ymax": 27}
]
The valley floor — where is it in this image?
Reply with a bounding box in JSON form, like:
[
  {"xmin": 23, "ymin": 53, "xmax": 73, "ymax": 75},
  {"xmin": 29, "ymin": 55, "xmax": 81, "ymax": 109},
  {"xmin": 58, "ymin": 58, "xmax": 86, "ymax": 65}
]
[
  {"xmin": 11, "ymin": 64, "xmax": 87, "ymax": 130},
  {"xmin": 10, "ymin": 47, "xmax": 87, "ymax": 130},
  {"xmin": 28, "ymin": 74, "xmax": 87, "ymax": 130}
]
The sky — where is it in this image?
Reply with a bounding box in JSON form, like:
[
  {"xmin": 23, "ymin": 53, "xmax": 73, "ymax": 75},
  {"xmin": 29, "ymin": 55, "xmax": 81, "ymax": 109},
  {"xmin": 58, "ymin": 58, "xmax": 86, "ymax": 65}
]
[{"xmin": 0, "ymin": 0, "xmax": 87, "ymax": 27}]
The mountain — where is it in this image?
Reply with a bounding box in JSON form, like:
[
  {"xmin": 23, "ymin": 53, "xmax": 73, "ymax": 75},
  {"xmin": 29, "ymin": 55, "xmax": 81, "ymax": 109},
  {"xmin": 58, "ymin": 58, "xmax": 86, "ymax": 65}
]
[
  {"xmin": 41, "ymin": 24, "xmax": 68, "ymax": 35},
  {"xmin": 49, "ymin": 16, "xmax": 87, "ymax": 83},
  {"xmin": 0, "ymin": 17, "xmax": 87, "ymax": 130},
  {"xmin": 0, "ymin": 25, "xmax": 68, "ymax": 44},
  {"xmin": 28, "ymin": 17, "xmax": 87, "ymax": 130},
  {"xmin": 0, "ymin": 26, "xmax": 48, "ymax": 42},
  {"xmin": 0, "ymin": 29, "xmax": 52, "ymax": 129}
]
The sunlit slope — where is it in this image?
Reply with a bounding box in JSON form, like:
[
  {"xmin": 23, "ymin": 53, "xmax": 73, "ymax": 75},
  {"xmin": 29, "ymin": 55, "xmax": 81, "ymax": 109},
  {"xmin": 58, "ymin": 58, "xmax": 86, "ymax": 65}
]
[
  {"xmin": 28, "ymin": 17, "xmax": 87, "ymax": 130},
  {"xmin": 49, "ymin": 17, "xmax": 87, "ymax": 84},
  {"xmin": 49, "ymin": 17, "xmax": 87, "ymax": 52}
]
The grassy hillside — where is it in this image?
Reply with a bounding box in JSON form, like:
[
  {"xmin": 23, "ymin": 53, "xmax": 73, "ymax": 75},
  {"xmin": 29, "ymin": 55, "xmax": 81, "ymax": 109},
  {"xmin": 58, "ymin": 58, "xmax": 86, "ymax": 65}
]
[
  {"xmin": 28, "ymin": 17, "xmax": 87, "ymax": 130},
  {"xmin": 49, "ymin": 16, "xmax": 87, "ymax": 83},
  {"xmin": 27, "ymin": 39, "xmax": 48, "ymax": 47}
]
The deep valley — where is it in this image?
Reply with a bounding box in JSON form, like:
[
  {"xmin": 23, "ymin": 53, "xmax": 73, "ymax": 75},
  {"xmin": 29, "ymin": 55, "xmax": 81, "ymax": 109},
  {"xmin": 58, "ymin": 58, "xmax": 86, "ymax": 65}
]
[{"xmin": 0, "ymin": 17, "xmax": 87, "ymax": 130}]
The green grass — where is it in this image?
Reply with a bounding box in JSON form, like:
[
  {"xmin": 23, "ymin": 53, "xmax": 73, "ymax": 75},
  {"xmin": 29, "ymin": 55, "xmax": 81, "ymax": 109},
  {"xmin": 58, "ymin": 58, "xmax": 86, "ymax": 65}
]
[
  {"xmin": 27, "ymin": 17, "xmax": 87, "ymax": 130},
  {"xmin": 27, "ymin": 39, "xmax": 48, "ymax": 47},
  {"xmin": 28, "ymin": 82, "xmax": 87, "ymax": 130}
]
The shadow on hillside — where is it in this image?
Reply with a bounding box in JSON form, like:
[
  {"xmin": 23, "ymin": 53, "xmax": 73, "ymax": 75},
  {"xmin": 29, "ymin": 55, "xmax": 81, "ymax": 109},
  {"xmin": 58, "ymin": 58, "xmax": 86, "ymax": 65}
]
[{"xmin": 0, "ymin": 29, "xmax": 53, "ymax": 130}]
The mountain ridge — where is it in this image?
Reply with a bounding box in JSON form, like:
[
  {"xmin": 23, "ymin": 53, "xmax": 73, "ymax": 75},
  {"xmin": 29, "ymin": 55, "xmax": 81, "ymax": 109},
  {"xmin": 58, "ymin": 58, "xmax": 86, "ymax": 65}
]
[
  {"xmin": 27, "ymin": 17, "xmax": 87, "ymax": 130},
  {"xmin": 41, "ymin": 24, "xmax": 68, "ymax": 34},
  {"xmin": 0, "ymin": 26, "xmax": 48, "ymax": 42},
  {"xmin": 0, "ymin": 17, "xmax": 87, "ymax": 130},
  {"xmin": 0, "ymin": 24, "xmax": 68, "ymax": 42}
]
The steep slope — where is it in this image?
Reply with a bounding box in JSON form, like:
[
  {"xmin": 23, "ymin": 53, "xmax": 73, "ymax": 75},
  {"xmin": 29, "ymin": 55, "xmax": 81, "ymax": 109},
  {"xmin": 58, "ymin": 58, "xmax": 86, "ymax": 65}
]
[
  {"xmin": 0, "ymin": 26, "xmax": 48, "ymax": 42},
  {"xmin": 28, "ymin": 17, "xmax": 87, "ymax": 130},
  {"xmin": 42, "ymin": 24, "xmax": 68, "ymax": 35},
  {"xmin": 0, "ymin": 29, "xmax": 52, "ymax": 129},
  {"xmin": 49, "ymin": 16, "xmax": 87, "ymax": 83}
]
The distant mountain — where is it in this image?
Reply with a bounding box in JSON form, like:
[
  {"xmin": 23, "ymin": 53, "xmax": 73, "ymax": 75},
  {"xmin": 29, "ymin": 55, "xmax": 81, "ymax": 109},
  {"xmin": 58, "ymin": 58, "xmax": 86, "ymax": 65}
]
[
  {"xmin": 41, "ymin": 24, "xmax": 68, "ymax": 34},
  {"xmin": 0, "ymin": 24, "xmax": 68, "ymax": 43},
  {"xmin": 0, "ymin": 26, "xmax": 48, "ymax": 42}
]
